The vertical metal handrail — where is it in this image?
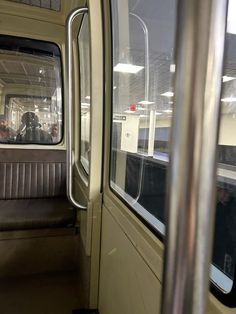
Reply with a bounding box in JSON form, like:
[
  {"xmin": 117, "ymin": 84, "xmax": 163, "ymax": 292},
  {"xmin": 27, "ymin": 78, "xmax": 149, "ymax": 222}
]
[
  {"xmin": 129, "ymin": 12, "xmax": 150, "ymax": 206},
  {"xmin": 161, "ymin": 0, "xmax": 227, "ymax": 313},
  {"xmin": 66, "ymin": 7, "xmax": 88, "ymax": 210},
  {"xmin": 129, "ymin": 13, "xmax": 149, "ymax": 102}
]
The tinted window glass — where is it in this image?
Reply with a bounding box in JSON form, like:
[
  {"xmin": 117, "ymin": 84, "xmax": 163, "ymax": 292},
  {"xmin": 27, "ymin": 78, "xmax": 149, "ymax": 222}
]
[{"xmin": 211, "ymin": 0, "xmax": 236, "ymax": 293}]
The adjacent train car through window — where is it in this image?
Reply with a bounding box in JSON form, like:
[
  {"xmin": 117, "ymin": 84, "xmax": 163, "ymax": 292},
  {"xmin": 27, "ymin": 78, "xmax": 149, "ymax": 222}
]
[{"xmin": 0, "ymin": 36, "xmax": 62, "ymax": 145}]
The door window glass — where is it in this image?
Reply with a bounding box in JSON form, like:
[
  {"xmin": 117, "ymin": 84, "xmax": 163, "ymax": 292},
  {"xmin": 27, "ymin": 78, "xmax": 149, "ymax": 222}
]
[
  {"xmin": 110, "ymin": 0, "xmax": 236, "ymax": 297},
  {"xmin": 78, "ymin": 14, "xmax": 91, "ymax": 174},
  {"xmin": 110, "ymin": 0, "xmax": 176, "ymax": 233}
]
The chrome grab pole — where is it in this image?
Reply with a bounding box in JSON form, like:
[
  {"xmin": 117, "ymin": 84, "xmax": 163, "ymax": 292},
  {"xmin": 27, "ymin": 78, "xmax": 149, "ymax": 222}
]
[
  {"xmin": 161, "ymin": 0, "xmax": 227, "ymax": 313},
  {"xmin": 66, "ymin": 8, "xmax": 88, "ymax": 210}
]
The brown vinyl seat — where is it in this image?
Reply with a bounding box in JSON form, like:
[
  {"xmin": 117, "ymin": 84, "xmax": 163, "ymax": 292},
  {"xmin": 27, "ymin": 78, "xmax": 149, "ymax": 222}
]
[
  {"xmin": 0, "ymin": 198, "xmax": 75, "ymax": 231},
  {"xmin": 0, "ymin": 149, "xmax": 76, "ymax": 231}
]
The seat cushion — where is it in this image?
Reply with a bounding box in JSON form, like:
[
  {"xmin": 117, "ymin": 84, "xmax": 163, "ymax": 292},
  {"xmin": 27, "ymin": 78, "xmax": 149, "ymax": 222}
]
[{"xmin": 0, "ymin": 198, "xmax": 76, "ymax": 231}]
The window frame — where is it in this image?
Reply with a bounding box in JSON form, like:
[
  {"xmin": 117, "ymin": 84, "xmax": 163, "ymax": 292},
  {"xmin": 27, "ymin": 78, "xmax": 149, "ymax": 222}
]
[
  {"xmin": 0, "ymin": 34, "xmax": 64, "ymax": 146},
  {"xmin": 77, "ymin": 13, "xmax": 92, "ymax": 176}
]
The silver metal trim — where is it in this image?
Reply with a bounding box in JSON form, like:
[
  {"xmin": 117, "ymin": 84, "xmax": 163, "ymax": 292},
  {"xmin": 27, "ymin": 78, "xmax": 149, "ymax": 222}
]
[
  {"xmin": 66, "ymin": 7, "xmax": 88, "ymax": 210},
  {"xmin": 129, "ymin": 13, "xmax": 149, "ymax": 102},
  {"xmin": 128, "ymin": 13, "xmax": 150, "ymax": 206},
  {"xmin": 161, "ymin": 0, "xmax": 228, "ymax": 313},
  {"xmin": 210, "ymin": 264, "xmax": 233, "ymax": 294}
]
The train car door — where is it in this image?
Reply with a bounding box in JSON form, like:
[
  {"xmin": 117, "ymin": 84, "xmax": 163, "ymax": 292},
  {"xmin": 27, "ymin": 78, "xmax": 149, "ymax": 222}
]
[
  {"xmin": 99, "ymin": 0, "xmax": 236, "ymax": 314},
  {"xmin": 66, "ymin": 0, "xmax": 103, "ymax": 309}
]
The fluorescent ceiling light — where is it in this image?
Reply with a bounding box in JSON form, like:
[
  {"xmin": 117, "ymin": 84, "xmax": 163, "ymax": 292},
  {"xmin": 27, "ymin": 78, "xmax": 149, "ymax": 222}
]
[
  {"xmin": 124, "ymin": 110, "xmax": 135, "ymax": 113},
  {"xmin": 221, "ymin": 97, "xmax": 236, "ymax": 102},
  {"xmin": 227, "ymin": 0, "xmax": 236, "ymax": 34},
  {"xmin": 161, "ymin": 91, "xmax": 174, "ymax": 97},
  {"xmin": 170, "ymin": 64, "xmax": 176, "ymax": 73},
  {"xmin": 114, "ymin": 63, "xmax": 144, "ymax": 74},
  {"xmin": 138, "ymin": 100, "xmax": 154, "ymax": 105},
  {"xmin": 155, "ymin": 112, "xmax": 163, "ymax": 116},
  {"xmin": 85, "ymin": 96, "xmax": 91, "ymax": 100},
  {"xmin": 140, "ymin": 114, "xmax": 148, "ymax": 118},
  {"xmin": 81, "ymin": 102, "xmax": 90, "ymax": 107},
  {"xmin": 163, "ymin": 109, "xmax": 173, "ymax": 113},
  {"xmin": 222, "ymin": 76, "xmax": 235, "ymax": 82}
]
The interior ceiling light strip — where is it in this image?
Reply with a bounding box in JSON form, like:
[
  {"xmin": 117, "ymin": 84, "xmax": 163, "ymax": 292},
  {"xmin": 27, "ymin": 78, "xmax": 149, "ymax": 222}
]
[{"xmin": 7, "ymin": 0, "xmax": 61, "ymax": 12}]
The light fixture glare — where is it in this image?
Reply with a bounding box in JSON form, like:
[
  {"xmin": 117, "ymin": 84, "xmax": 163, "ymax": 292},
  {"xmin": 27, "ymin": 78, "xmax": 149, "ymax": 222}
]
[
  {"xmin": 221, "ymin": 97, "xmax": 236, "ymax": 102},
  {"xmin": 124, "ymin": 110, "xmax": 135, "ymax": 114},
  {"xmin": 138, "ymin": 100, "xmax": 154, "ymax": 105},
  {"xmin": 114, "ymin": 63, "xmax": 144, "ymax": 74},
  {"xmin": 222, "ymin": 76, "xmax": 235, "ymax": 82},
  {"xmin": 161, "ymin": 91, "xmax": 174, "ymax": 97},
  {"xmin": 81, "ymin": 102, "xmax": 90, "ymax": 107}
]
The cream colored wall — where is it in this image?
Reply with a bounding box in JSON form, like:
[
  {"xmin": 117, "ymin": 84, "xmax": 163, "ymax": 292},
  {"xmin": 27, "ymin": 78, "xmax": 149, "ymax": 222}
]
[
  {"xmin": 140, "ymin": 114, "xmax": 236, "ymax": 146},
  {"xmin": 139, "ymin": 117, "xmax": 172, "ymax": 129},
  {"xmin": 121, "ymin": 115, "xmax": 140, "ymax": 153},
  {"xmin": 99, "ymin": 206, "xmax": 162, "ymax": 314},
  {"xmin": 100, "ymin": 195, "xmax": 236, "ymax": 314},
  {"xmin": 219, "ymin": 115, "xmax": 236, "ymax": 145}
]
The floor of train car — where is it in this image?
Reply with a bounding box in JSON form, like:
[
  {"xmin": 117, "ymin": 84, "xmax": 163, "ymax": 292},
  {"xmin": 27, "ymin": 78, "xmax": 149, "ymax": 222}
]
[
  {"xmin": 0, "ymin": 227, "xmax": 89, "ymax": 314},
  {"xmin": 0, "ymin": 271, "xmax": 83, "ymax": 314}
]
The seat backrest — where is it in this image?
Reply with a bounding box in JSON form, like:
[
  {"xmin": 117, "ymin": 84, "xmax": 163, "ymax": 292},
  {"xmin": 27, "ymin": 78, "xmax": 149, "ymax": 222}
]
[{"xmin": 0, "ymin": 149, "xmax": 66, "ymax": 199}]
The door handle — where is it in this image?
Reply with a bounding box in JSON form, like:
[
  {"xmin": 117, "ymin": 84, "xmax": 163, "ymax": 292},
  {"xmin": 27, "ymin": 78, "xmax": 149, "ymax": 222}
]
[{"xmin": 66, "ymin": 7, "xmax": 88, "ymax": 210}]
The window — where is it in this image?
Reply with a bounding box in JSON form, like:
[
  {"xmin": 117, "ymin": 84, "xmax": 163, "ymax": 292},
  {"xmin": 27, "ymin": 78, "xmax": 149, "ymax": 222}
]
[
  {"xmin": 110, "ymin": 0, "xmax": 176, "ymax": 234},
  {"xmin": 110, "ymin": 0, "xmax": 236, "ymax": 301},
  {"xmin": 0, "ymin": 36, "xmax": 62, "ymax": 144},
  {"xmin": 211, "ymin": 0, "xmax": 236, "ymax": 295},
  {"xmin": 78, "ymin": 14, "xmax": 91, "ymax": 174}
]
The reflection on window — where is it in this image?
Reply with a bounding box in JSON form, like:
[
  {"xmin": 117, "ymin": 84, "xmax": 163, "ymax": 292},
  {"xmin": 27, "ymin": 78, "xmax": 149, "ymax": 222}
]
[
  {"xmin": 211, "ymin": 0, "xmax": 236, "ymax": 293},
  {"xmin": 0, "ymin": 39, "xmax": 62, "ymax": 145},
  {"xmin": 110, "ymin": 0, "xmax": 176, "ymax": 231},
  {"xmin": 78, "ymin": 14, "xmax": 91, "ymax": 174}
]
